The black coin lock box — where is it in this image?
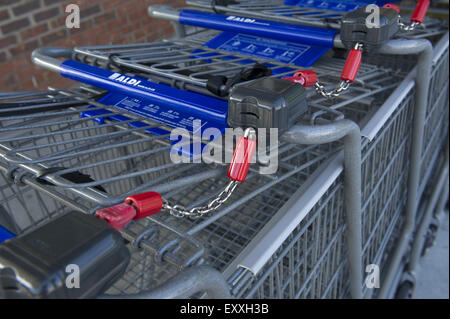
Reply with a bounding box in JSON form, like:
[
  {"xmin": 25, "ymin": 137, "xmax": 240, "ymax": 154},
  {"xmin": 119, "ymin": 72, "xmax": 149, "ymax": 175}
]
[
  {"xmin": 340, "ymin": 6, "xmax": 399, "ymax": 53},
  {"xmin": 0, "ymin": 211, "xmax": 130, "ymax": 298},
  {"xmin": 228, "ymin": 77, "xmax": 308, "ymax": 135}
]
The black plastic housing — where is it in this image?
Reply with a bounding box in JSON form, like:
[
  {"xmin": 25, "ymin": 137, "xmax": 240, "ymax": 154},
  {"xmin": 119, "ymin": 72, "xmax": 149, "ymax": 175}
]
[
  {"xmin": 228, "ymin": 77, "xmax": 308, "ymax": 135},
  {"xmin": 340, "ymin": 7, "xmax": 399, "ymax": 53},
  {"xmin": 0, "ymin": 212, "xmax": 130, "ymax": 298}
]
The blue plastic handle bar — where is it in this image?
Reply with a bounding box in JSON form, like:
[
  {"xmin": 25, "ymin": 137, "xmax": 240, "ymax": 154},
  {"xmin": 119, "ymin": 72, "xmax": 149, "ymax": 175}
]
[
  {"xmin": 0, "ymin": 225, "xmax": 15, "ymax": 244},
  {"xmin": 179, "ymin": 9, "xmax": 338, "ymax": 48},
  {"xmin": 284, "ymin": 0, "xmax": 300, "ymax": 5},
  {"xmin": 284, "ymin": 0, "xmax": 398, "ymax": 11},
  {"xmin": 60, "ymin": 60, "xmax": 228, "ymax": 126}
]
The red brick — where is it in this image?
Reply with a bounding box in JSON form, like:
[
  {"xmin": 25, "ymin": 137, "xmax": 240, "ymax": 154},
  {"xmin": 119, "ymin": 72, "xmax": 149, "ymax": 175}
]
[
  {"xmin": 91, "ymin": 23, "xmax": 108, "ymax": 34},
  {"xmin": 12, "ymin": 0, "xmax": 41, "ymax": 16},
  {"xmin": 0, "ymin": 9, "xmax": 9, "ymax": 22},
  {"xmin": 0, "ymin": 73, "xmax": 19, "ymax": 90},
  {"xmin": 0, "ymin": 0, "xmax": 16, "ymax": 6},
  {"xmin": 94, "ymin": 11, "xmax": 116, "ymax": 24},
  {"xmin": 107, "ymin": 16, "xmax": 128, "ymax": 31},
  {"xmin": 44, "ymin": 0, "xmax": 68, "ymax": 5},
  {"xmin": 80, "ymin": 4, "xmax": 101, "ymax": 19},
  {"xmin": 134, "ymin": 29, "xmax": 147, "ymax": 40},
  {"xmin": 17, "ymin": 65, "xmax": 38, "ymax": 79},
  {"xmin": 0, "ymin": 0, "xmax": 178, "ymax": 91},
  {"xmin": 128, "ymin": 10, "xmax": 144, "ymax": 22},
  {"xmin": 49, "ymin": 16, "xmax": 66, "ymax": 29},
  {"xmin": 9, "ymin": 39, "xmax": 39, "ymax": 56},
  {"xmin": 0, "ymin": 51, "xmax": 6, "ymax": 63},
  {"xmin": 41, "ymin": 29, "xmax": 67, "ymax": 45},
  {"xmin": 117, "ymin": 3, "xmax": 137, "ymax": 17},
  {"xmin": 69, "ymin": 19, "xmax": 92, "ymax": 34},
  {"xmin": 102, "ymin": 0, "xmax": 124, "ymax": 11},
  {"xmin": 0, "ymin": 35, "xmax": 17, "ymax": 49},
  {"xmin": 1, "ymin": 17, "xmax": 30, "ymax": 34},
  {"xmin": 120, "ymin": 24, "xmax": 135, "ymax": 35},
  {"xmin": 72, "ymin": 0, "xmax": 101, "ymax": 8},
  {"xmin": 20, "ymin": 24, "xmax": 48, "ymax": 41},
  {"xmin": 34, "ymin": 7, "xmax": 60, "ymax": 23}
]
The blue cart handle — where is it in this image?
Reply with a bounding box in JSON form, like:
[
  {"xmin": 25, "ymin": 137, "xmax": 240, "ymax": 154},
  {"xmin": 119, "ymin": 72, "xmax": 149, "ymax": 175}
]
[
  {"xmin": 148, "ymin": 6, "xmax": 338, "ymax": 48},
  {"xmin": 31, "ymin": 48, "xmax": 228, "ymax": 125}
]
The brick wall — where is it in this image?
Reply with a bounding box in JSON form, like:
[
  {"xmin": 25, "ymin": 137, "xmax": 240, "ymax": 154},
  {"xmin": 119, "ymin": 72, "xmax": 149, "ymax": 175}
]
[{"xmin": 0, "ymin": 0, "xmax": 185, "ymax": 92}]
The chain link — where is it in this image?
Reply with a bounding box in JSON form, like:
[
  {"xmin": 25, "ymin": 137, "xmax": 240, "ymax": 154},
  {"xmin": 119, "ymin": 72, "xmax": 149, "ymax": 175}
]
[
  {"xmin": 163, "ymin": 180, "xmax": 239, "ymax": 219},
  {"xmin": 314, "ymin": 80, "xmax": 351, "ymax": 99},
  {"xmin": 162, "ymin": 127, "xmax": 255, "ymax": 219},
  {"xmin": 398, "ymin": 20, "xmax": 419, "ymax": 32},
  {"xmin": 314, "ymin": 42, "xmax": 361, "ymax": 99}
]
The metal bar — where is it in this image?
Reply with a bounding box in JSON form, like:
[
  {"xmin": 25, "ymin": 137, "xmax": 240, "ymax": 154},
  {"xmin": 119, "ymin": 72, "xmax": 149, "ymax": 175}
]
[
  {"xmin": 407, "ymin": 145, "xmax": 449, "ymax": 276},
  {"xmin": 0, "ymin": 145, "xmax": 111, "ymax": 206},
  {"xmin": 433, "ymin": 157, "xmax": 450, "ymax": 222},
  {"xmin": 377, "ymin": 38, "xmax": 434, "ymax": 299},
  {"xmin": 100, "ymin": 265, "xmax": 231, "ymax": 299},
  {"xmin": 0, "ymin": 162, "xmax": 90, "ymax": 214}
]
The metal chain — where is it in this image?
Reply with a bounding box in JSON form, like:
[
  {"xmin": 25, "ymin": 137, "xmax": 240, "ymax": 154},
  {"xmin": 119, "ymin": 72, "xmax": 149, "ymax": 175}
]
[
  {"xmin": 314, "ymin": 42, "xmax": 362, "ymax": 99},
  {"xmin": 163, "ymin": 127, "xmax": 256, "ymax": 219},
  {"xmin": 163, "ymin": 180, "xmax": 239, "ymax": 219},
  {"xmin": 314, "ymin": 80, "xmax": 351, "ymax": 99},
  {"xmin": 398, "ymin": 20, "xmax": 419, "ymax": 32}
]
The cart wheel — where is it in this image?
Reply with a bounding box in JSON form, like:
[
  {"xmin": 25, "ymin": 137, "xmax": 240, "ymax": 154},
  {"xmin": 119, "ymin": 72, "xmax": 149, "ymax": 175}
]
[
  {"xmin": 394, "ymin": 280, "xmax": 415, "ymax": 299},
  {"xmin": 421, "ymin": 224, "xmax": 438, "ymax": 257}
]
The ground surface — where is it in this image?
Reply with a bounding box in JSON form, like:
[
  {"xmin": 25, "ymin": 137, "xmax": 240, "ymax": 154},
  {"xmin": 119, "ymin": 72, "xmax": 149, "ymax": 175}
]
[{"xmin": 413, "ymin": 211, "xmax": 449, "ymax": 299}]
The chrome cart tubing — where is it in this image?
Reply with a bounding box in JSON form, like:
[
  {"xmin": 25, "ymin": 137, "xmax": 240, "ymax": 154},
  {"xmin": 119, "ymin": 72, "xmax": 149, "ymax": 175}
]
[
  {"xmin": 0, "ymin": 145, "xmax": 111, "ymax": 207},
  {"xmin": 377, "ymin": 37, "xmax": 434, "ymax": 299},
  {"xmin": 100, "ymin": 265, "xmax": 231, "ymax": 299},
  {"xmin": 30, "ymin": 47, "xmax": 73, "ymax": 73},
  {"xmin": 0, "ymin": 160, "xmax": 91, "ymax": 214},
  {"xmin": 432, "ymin": 32, "xmax": 450, "ymax": 66}
]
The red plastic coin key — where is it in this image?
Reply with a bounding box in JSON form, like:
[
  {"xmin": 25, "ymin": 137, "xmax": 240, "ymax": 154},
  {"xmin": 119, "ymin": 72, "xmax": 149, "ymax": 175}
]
[
  {"xmin": 227, "ymin": 136, "xmax": 257, "ymax": 182},
  {"xmin": 382, "ymin": 3, "xmax": 400, "ymax": 13},
  {"xmin": 95, "ymin": 203, "xmax": 137, "ymax": 231},
  {"xmin": 125, "ymin": 191, "xmax": 163, "ymax": 219},
  {"xmin": 411, "ymin": 0, "xmax": 430, "ymax": 24},
  {"xmin": 282, "ymin": 70, "xmax": 317, "ymax": 87},
  {"xmin": 293, "ymin": 70, "xmax": 317, "ymax": 87},
  {"xmin": 95, "ymin": 191, "xmax": 163, "ymax": 230},
  {"xmin": 341, "ymin": 48, "xmax": 362, "ymax": 83}
]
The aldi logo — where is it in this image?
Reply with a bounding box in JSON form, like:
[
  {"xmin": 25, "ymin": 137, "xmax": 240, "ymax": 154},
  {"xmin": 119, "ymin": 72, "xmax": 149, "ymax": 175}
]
[
  {"xmin": 108, "ymin": 73, "xmax": 142, "ymax": 86},
  {"xmin": 226, "ymin": 16, "xmax": 256, "ymax": 23}
]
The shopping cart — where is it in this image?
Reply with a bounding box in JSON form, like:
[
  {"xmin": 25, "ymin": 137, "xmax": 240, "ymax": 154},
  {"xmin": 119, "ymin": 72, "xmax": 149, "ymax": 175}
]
[
  {"xmin": 183, "ymin": 0, "xmax": 447, "ymax": 37},
  {"xmin": 0, "ymin": 1, "xmax": 448, "ymax": 299}
]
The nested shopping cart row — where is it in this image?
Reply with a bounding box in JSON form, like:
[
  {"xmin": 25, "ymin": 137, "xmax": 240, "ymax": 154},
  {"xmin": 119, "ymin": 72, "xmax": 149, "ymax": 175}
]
[{"xmin": 0, "ymin": 0, "xmax": 449, "ymax": 299}]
